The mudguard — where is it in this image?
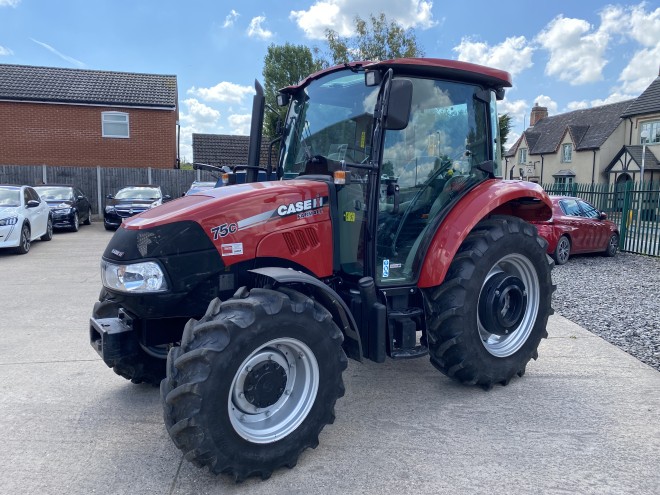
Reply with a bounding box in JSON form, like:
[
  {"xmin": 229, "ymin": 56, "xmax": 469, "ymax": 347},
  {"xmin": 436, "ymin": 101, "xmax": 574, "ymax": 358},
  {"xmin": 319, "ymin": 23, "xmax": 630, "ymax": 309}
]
[{"xmin": 417, "ymin": 180, "xmax": 552, "ymax": 288}]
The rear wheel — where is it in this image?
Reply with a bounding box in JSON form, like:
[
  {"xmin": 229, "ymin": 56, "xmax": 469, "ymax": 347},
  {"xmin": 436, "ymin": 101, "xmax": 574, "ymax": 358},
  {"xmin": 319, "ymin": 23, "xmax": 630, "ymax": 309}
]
[
  {"xmin": 93, "ymin": 289, "xmax": 167, "ymax": 386},
  {"xmin": 15, "ymin": 223, "xmax": 31, "ymax": 254},
  {"xmin": 161, "ymin": 287, "xmax": 347, "ymax": 481},
  {"xmin": 423, "ymin": 216, "xmax": 554, "ymax": 389},
  {"xmin": 553, "ymin": 235, "xmax": 570, "ymax": 265},
  {"xmin": 604, "ymin": 233, "xmax": 618, "ymax": 257}
]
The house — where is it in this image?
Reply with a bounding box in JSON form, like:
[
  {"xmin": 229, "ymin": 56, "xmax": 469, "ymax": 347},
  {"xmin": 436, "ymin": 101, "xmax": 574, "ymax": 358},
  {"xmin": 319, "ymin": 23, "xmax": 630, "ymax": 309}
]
[
  {"xmin": 192, "ymin": 133, "xmax": 277, "ymax": 168},
  {"xmin": 0, "ymin": 64, "xmax": 178, "ymax": 169},
  {"xmin": 605, "ymin": 74, "xmax": 660, "ymax": 185},
  {"xmin": 504, "ymin": 100, "xmax": 633, "ymax": 185},
  {"xmin": 505, "ymin": 70, "xmax": 660, "ymax": 186}
]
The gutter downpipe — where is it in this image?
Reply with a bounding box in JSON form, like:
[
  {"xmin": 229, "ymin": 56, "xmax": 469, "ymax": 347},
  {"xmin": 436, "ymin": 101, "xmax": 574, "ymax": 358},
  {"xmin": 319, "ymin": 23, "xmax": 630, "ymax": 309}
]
[{"xmin": 591, "ymin": 149, "xmax": 597, "ymax": 184}]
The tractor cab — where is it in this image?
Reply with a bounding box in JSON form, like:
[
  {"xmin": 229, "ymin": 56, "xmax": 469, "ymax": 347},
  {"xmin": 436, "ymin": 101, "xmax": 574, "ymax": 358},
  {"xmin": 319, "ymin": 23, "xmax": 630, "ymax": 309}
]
[{"xmin": 276, "ymin": 61, "xmax": 506, "ymax": 287}]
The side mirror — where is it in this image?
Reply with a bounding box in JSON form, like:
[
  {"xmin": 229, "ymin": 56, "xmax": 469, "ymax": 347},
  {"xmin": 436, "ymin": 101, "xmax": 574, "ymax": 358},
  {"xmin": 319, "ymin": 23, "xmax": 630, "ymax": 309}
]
[
  {"xmin": 27, "ymin": 200, "xmax": 40, "ymax": 208},
  {"xmin": 276, "ymin": 93, "xmax": 290, "ymax": 107},
  {"xmin": 163, "ymin": 195, "xmax": 172, "ymax": 202},
  {"xmin": 600, "ymin": 212, "xmax": 607, "ymax": 220},
  {"xmin": 106, "ymin": 194, "xmax": 114, "ymax": 199},
  {"xmin": 384, "ymin": 79, "xmax": 412, "ymax": 131},
  {"xmin": 77, "ymin": 195, "xmax": 84, "ymax": 200}
]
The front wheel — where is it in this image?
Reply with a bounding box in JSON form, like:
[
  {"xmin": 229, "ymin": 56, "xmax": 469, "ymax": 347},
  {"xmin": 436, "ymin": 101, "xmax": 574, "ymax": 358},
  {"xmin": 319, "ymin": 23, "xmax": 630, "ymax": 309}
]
[
  {"xmin": 83, "ymin": 207, "xmax": 92, "ymax": 225},
  {"xmin": 161, "ymin": 287, "xmax": 347, "ymax": 481},
  {"xmin": 553, "ymin": 235, "xmax": 570, "ymax": 265},
  {"xmin": 604, "ymin": 233, "xmax": 618, "ymax": 257},
  {"xmin": 41, "ymin": 217, "xmax": 53, "ymax": 241},
  {"xmin": 71, "ymin": 212, "xmax": 80, "ymax": 232},
  {"xmin": 423, "ymin": 216, "xmax": 554, "ymax": 389},
  {"xmin": 15, "ymin": 223, "xmax": 31, "ymax": 254}
]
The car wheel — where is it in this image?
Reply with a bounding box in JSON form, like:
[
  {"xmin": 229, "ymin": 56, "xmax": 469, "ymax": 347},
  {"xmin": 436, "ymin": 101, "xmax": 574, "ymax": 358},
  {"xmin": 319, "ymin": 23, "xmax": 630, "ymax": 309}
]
[
  {"xmin": 604, "ymin": 233, "xmax": 618, "ymax": 257},
  {"xmin": 41, "ymin": 216, "xmax": 53, "ymax": 241},
  {"xmin": 553, "ymin": 235, "xmax": 570, "ymax": 265},
  {"xmin": 71, "ymin": 212, "xmax": 80, "ymax": 232},
  {"xmin": 15, "ymin": 223, "xmax": 31, "ymax": 255},
  {"xmin": 83, "ymin": 207, "xmax": 92, "ymax": 225}
]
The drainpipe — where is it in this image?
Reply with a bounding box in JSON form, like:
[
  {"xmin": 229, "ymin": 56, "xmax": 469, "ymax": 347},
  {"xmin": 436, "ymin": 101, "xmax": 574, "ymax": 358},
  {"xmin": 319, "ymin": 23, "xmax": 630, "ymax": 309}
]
[
  {"xmin": 540, "ymin": 155, "xmax": 544, "ymax": 184},
  {"xmin": 628, "ymin": 118, "xmax": 633, "ymax": 145},
  {"xmin": 591, "ymin": 149, "xmax": 596, "ymax": 184}
]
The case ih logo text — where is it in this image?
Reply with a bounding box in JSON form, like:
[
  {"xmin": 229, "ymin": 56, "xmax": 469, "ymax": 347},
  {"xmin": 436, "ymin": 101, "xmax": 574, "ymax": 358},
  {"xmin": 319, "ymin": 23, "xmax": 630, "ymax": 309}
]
[{"xmin": 277, "ymin": 197, "xmax": 325, "ymax": 218}]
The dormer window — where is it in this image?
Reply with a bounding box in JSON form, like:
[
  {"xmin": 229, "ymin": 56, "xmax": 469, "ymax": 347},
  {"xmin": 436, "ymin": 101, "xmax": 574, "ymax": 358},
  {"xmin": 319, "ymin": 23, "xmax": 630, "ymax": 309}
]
[
  {"xmin": 518, "ymin": 148, "xmax": 527, "ymax": 164},
  {"xmin": 102, "ymin": 111, "xmax": 130, "ymax": 138},
  {"xmin": 561, "ymin": 143, "xmax": 572, "ymax": 163}
]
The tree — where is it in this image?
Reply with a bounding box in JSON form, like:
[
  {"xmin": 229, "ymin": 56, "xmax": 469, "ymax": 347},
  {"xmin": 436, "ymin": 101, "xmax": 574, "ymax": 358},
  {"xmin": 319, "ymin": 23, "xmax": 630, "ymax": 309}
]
[
  {"xmin": 262, "ymin": 43, "xmax": 324, "ymax": 138},
  {"xmin": 324, "ymin": 13, "xmax": 424, "ymax": 65},
  {"xmin": 498, "ymin": 113, "xmax": 512, "ymax": 159}
]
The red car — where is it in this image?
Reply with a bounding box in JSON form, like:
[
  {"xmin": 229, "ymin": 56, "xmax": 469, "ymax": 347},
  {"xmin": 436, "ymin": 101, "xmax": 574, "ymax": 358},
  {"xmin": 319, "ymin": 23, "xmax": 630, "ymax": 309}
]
[{"xmin": 532, "ymin": 196, "xmax": 619, "ymax": 265}]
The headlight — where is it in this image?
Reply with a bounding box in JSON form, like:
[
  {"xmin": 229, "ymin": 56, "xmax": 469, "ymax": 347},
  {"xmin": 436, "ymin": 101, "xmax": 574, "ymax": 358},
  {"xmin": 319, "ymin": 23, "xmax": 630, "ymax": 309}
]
[
  {"xmin": 105, "ymin": 206, "xmax": 115, "ymax": 213},
  {"xmin": 0, "ymin": 217, "xmax": 18, "ymax": 226},
  {"xmin": 150, "ymin": 200, "xmax": 162, "ymax": 208},
  {"xmin": 101, "ymin": 260, "xmax": 168, "ymax": 293}
]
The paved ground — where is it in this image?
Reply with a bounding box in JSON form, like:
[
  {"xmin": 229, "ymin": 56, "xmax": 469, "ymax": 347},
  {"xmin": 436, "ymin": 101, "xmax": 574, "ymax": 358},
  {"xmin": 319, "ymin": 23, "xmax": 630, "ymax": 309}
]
[{"xmin": 1, "ymin": 222, "xmax": 659, "ymax": 495}]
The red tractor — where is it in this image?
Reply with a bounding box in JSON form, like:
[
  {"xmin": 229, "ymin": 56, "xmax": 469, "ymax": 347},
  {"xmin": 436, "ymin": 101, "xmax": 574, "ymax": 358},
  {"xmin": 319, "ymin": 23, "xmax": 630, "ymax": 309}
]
[{"xmin": 90, "ymin": 58, "xmax": 554, "ymax": 480}]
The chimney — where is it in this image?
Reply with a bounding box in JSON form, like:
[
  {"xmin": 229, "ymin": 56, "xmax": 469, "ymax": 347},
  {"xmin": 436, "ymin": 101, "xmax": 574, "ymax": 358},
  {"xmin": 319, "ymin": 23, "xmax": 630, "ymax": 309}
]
[{"xmin": 530, "ymin": 102, "xmax": 548, "ymax": 126}]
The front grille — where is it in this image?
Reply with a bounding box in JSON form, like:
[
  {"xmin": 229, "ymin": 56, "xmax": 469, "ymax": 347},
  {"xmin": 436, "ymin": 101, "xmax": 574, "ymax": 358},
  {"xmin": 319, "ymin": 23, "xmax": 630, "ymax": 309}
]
[{"xmin": 115, "ymin": 207, "xmax": 148, "ymax": 218}]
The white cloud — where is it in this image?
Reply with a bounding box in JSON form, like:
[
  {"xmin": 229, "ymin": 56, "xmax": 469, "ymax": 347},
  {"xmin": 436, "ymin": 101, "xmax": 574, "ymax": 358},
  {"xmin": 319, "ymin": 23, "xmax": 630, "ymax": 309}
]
[
  {"xmin": 498, "ymin": 98, "xmax": 528, "ymax": 120},
  {"xmin": 223, "ymin": 9, "xmax": 239, "ymax": 28},
  {"xmin": 290, "ymin": 0, "xmax": 435, "ymax": 40},
  {"xmin": 228, "ymin": 114, "xmax": 251, "ymax": 135},
  {"xmin": 616, "ymin": 4, "xmax": 660, "ymax": 94},
  {"xmin": 30, "ymin": 38, "xmax": 85, "ymax": 67},
  {"xmin": 247, "ymin": 16, "xmax": 273, "ymax": 40},
  {"xmin": 566, "ymin": 100, "xmax": 589, "ymax": 111},
  {"xmin": 0, "ymin": 46, "xmax": 13, "ymax": 56},
  {"xmin": 181, "ymin": 98, "xmax": 220, "ymax": 124},
  {"xmin": 590, "ymin": 92, "xmax": 637, "ymax": 107},
  {"xmin": 453, "ymin": 36, "xmax": 534, "ymax": 77},
  {"xmin": 178, "ymin": 98, "xmax": 223, "ymax": 163},
  {"xmin": 0, "ymin": 0, "xmax": 21, "ymax": 7},
  {"xmin": 187, "ymin": 81, "xmax": 254, "ymax": 104},
  {"xmin": 536, "ymin": 15, "xmax": 609, "ymax": 85}
]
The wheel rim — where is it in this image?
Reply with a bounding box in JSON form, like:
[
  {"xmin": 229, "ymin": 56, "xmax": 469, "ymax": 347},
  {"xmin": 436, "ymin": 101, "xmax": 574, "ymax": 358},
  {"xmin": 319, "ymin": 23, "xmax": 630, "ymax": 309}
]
[
  {"xmin": 21, "ymin": 226, "xmax": 30, "ymax": 252},
  {"xmin": 228, "ymin": 337, "xmax": 319, "ymax": 444},
  {"xmin": 557, "ymin": 237, "xmax": 570, "ymax": 264},
  {"xmin": 477, "ymin": 253, "xmax": 540, "ymax": 357},
  {"xmin": 609, "ymin": 235, "xmax": 618, "ymax": 254},
  {"xmin": 74, "ymin": 213, "xmax": 79, "ymax": 229},
  {"xmin": 88, "ymin": 208, "xmax": 93, "ymax": 223},
  {"xmin": 47, "ymin": 219, "xmax": 53, "ymax": 238}
]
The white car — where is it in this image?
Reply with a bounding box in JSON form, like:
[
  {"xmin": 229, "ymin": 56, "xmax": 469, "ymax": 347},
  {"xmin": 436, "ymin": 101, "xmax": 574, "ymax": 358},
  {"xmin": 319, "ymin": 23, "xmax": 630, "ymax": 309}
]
[{"xmin": 0, "ymin": 185, "xmax": 53, "ymax": 254}]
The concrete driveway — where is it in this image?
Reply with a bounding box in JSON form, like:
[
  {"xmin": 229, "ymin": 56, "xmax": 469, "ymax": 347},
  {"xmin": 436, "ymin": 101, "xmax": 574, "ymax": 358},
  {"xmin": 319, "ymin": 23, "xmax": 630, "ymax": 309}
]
[{"xmin": 1, "ymin": 222, "xmax": 658, "ymax": 494}]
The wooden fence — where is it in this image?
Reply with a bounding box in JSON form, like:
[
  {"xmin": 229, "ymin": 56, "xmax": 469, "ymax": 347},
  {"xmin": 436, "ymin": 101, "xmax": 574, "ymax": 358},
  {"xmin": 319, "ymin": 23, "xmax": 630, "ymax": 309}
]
[
  {"xmin": 0, "ymin": 165, "xmax": 219, "ymax": 214},
  {"xmin": 542, "ymin": 181, "xmax": 660, "ymax": 257}
]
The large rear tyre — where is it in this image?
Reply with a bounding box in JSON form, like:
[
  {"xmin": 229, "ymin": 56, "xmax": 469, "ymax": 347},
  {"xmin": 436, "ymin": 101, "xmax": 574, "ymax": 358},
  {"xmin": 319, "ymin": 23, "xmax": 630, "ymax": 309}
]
[
  {"xmin": 423, "ymin": 216, "xmax": 554, "ymax": 389},
  {"xmin": 93, "ymin": 289, "xmax": 167, "ymax": 386},
  {"xmin": 161, "ymin": 287, "xmax": 347, "ymax": 481}
]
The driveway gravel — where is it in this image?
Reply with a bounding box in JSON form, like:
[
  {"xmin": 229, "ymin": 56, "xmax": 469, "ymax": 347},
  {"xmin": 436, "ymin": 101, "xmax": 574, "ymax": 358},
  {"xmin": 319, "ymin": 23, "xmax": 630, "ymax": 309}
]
[{"xmin": 552, "ymin": 251, "xmax": 660, "ymax": 372}]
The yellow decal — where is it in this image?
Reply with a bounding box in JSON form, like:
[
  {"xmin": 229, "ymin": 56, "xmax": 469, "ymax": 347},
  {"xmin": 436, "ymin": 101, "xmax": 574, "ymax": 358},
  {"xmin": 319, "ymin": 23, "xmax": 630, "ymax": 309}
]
[
  {"xmin": 360, "ymin": 132, "xmax": 365, "ymax": 148},
  {"xmin": 344, "ymin": 211, "xmax": 356, "ymax": 222}
]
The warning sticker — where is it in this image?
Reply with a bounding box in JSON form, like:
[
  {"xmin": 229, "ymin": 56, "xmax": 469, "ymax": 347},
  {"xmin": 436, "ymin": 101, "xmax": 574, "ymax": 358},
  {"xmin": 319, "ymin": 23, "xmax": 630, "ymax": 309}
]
[
  {"xmin": 221, "ymin": 243, "xmax": 244, "ymax": 257},
  {"xmin": 382, "ymin": 259, "xmax": 390, "ymax": 278}
]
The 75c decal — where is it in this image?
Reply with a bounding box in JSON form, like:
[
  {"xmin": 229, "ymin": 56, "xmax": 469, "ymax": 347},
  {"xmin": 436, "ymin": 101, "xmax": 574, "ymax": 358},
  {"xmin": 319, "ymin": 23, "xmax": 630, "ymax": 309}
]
[{"xmin": 210, "ymin": 222, "xmax": 237, "ymax": 240}]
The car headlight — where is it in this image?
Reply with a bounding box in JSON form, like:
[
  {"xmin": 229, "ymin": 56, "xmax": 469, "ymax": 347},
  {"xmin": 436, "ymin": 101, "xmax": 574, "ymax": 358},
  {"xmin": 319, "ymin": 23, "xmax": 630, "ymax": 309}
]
[
  {"xmin": 150, "ymin": 200, "xmax": 162, "ymax": 208},
  {"xmin": 101, "ymin": 260, "xmax": 168, "ymax": 293},
  {"xmin": 105, "ymin": 206, "xmax": 115, "ymax": 213},
  {"xmin": 0, "ymin": 217, "xmax": 18, "ymax": 226}
]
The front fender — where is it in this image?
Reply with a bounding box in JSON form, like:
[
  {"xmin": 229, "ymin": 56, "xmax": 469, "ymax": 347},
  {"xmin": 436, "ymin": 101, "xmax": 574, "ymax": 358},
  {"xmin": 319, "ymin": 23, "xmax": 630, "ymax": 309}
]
[{"xmin": 417, "ymin": 180, "xmax": 552, "ymax": 288}]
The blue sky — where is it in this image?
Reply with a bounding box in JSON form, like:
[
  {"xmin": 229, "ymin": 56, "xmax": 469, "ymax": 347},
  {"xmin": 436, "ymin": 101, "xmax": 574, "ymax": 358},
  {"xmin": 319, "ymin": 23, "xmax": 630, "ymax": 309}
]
[{"xmin": 1, "ymin": 0, "xmax": 659, "ymax": 162}]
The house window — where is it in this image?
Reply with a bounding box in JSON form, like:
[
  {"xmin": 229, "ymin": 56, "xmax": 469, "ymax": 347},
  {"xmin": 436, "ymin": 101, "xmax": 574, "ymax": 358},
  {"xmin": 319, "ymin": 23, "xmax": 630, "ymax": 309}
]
[
  {"xmin": 102, "ymin": 112, "xmax": 129, "ymax": 138},
  {"xmin": 518, "ymin": 148, "xmax": 527, "ymax": 164},
  {"xmin": 640, "ymin": 120, "xmax": 660, "ymax": 144},
  {"xmin": 554, "ymin": 176, "xmax": 574, "ymax": 185},
  {"xmin": 561, "ymin": 143, "xmax": 572, "ymax": 162}
]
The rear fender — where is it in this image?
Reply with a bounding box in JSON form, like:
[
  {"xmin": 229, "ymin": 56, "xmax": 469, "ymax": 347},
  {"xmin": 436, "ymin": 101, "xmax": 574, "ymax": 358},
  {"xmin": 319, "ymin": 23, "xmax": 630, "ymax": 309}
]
[
  {"xmin": 247, "ymin": 267, "xmax": 362, "ymax": 361},
  {"xmin": 417, "ymin": 180, "xmax": 552, "ymax": 288}
]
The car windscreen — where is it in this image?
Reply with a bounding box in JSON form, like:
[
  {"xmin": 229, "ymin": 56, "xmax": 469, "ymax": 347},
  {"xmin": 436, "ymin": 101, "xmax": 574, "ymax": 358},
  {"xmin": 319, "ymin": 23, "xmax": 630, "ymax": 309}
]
[
  {"xmin": 0, "ymin": 187, "xmax": 21, "ymax": 207},
  {"xmin": 115, "ymin": 187, "xmax": 161, "ymax": 200},
  {"xmin": 34, "ymin": 186, "xmax": 74, "ymax": 201}
]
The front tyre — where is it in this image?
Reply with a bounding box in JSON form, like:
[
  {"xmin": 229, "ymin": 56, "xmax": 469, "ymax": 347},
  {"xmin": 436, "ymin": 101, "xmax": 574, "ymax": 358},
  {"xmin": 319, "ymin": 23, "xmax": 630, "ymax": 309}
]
[
  {"xmin": 423, "ymin": 216, "xmax": 554, "ymax": 389},
  {"xmin": 15, "ymin": 223, "xmax": 31, "ymax": 254},
  {"xmin": 41, "ymin": 216, "xmax": 53, "ymax": 241},
  {"xmin": 604, "ymin": 233, "xmax": 618, "ymax": 257},
  {"xmin": 553, "ymin": 235, "xmax": 570, "ymax": 265},
  {"xmin": 161, "ymin": 287, "xmax": 347, "ymax": 481}
]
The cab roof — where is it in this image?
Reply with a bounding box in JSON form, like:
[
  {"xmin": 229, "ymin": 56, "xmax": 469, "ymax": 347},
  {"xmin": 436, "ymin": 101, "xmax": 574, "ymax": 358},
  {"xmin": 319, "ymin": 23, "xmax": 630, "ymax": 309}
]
[{"xmin": 280, "ymin": 58, "xmax": 512, "ymax": 93}]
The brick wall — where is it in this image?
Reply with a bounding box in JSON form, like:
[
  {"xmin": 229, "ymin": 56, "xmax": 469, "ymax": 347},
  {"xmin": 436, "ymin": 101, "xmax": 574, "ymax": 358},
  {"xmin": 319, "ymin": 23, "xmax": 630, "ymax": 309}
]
[{"xmin": 0, "ymin": 101, "xmax": 177, "ymax": 169}]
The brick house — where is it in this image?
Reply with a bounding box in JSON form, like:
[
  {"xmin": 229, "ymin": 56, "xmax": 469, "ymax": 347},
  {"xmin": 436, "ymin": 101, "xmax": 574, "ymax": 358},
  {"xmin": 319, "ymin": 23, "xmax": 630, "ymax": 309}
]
[
  {"xmin": 192, "ymin": 133, "xmax": 276, "ymax": 168},
  {"xmin": 0, "ymin": 64, "xmax": 178, "ymax": 169}
]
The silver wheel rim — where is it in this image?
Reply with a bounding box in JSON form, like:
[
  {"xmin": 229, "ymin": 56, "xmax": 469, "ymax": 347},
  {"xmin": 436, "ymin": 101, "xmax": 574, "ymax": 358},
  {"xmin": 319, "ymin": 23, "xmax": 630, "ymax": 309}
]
[
  {"xmin": 557, "ymin": 237, "xmax": 570, "ymax": 264},
  {"xmin": 88, "ymin": 209, "xmax": 93, "ymax": 224},
  {"xmin": 47, "ymin": 219, "xmax": 52, "ymax": 238},
  {"xmin": 477, "ymin": 253, "xmax": 540, "ymax": 357},
  {"xmin": 609, "ymin": 235, "xmax": 617, "ymax": 254},
  {"xmin": 21, "ymin": 227, "xmax": 30, "ymax": 252},
  {"xmin": 228, "ymin": 337, "xmax": 319, "ymax": 444},
  {"xmin": 74, "ymin": 213, "xmax": 79, "ymax": 229}
]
